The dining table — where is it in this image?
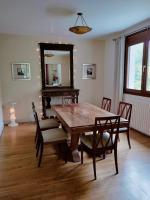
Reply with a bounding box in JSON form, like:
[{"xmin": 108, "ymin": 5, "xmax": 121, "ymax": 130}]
[{"xmin": 52, "ymin": 102, "xmax": 128, "ymax": 162}]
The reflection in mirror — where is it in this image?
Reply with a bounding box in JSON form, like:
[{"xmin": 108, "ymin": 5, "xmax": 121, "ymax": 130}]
[
  {"xmin": 44, "ymin": 50, "xmax": 70, "ymax": 87},
  {"xmin": 45, "ymin": 64, "xmax": 61, "ymax": 86}
]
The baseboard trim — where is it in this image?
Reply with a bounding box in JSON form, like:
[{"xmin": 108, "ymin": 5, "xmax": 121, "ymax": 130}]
[{"xmin": 4, "ymin": 121, "xmax": 35, "ymax": 126}]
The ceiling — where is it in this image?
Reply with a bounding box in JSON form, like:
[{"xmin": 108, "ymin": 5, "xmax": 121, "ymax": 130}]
[{"xmin": 0, "ymin": 0, "xmax": 150, "ymax": 39}]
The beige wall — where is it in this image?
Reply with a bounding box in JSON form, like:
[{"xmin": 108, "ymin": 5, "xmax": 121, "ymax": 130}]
[
  {"xmin": 75, "ymin": 40, "xmax": 105, "ymax": 106},
  {"xmin": 103, "ymin": 36, "xmax": 116, "ymax": 111},
  {"xmin": 0, "ymin": 34, "xmax": 105, "ymax": 123},
  {"xmin": 0, "ymin": 34, "xmax": 41, "ymax": 123}
]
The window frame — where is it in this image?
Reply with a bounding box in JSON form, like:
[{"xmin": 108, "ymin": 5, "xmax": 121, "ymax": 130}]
[{"xmin": 124, "ymin": 28, "xmax": 150, "ymax": 97}]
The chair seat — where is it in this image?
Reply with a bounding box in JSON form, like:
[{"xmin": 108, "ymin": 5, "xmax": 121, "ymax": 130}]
[
  {"xmin": 80, "ymin": 132, "xmax": 113, "ymax": 149},
  {"xmin": 113, "ymin": 127, "xmax": 128, "ymax": 133},
  {"xmin": 42, "ymin": 128, "xmax": 68, "ymax": 143},
  {"xmin": 39, "ymin": 119, "xmax": 59, "ymax": 130},
  {"xmin": 119, "ymin": 127, "xmax": 128, "ymax": 132}
]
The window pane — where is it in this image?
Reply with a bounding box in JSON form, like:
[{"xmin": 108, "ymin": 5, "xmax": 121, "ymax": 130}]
[
  {"xmin": 146, "ymin": 41, "xmax": 150, "ymax": 91},
  {"xmin": 126, "ymin": 43, "xmax": 144, "ymax": 90}
]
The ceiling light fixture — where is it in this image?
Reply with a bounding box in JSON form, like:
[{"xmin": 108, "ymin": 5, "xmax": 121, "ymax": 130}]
[
  {"xmin": 69, "ymin": 12, "xmax": 92, "ymax": 34},
  {"xmin": 44, "ymin": 53, "xmax": 54, "ymax": 57}
]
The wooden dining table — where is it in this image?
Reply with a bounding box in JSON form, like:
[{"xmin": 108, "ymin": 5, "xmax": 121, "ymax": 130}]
[{"xmin": 53, "ymin": 102, "xmax": 128, "ymax": 162}]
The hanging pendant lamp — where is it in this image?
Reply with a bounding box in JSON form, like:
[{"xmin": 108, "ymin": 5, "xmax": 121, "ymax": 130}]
[{"xmin": 69, "ymin": 13, "xmax": 92, "ymax": 34}]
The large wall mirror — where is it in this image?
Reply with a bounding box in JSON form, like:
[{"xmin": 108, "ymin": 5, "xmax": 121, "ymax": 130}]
[{"xmin": 39, "ymin": 43, "xmax": 74, "ymax": 89}]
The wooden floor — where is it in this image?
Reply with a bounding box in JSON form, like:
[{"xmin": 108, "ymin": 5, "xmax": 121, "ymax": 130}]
[{"xmin": 0, "ymin": 124, "xmax": 150, "ymax": 200}]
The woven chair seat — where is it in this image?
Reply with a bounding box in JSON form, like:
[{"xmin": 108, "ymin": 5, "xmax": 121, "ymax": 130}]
[
  {"xmin": 42, "ymin": 128, "xmax": 68, "ymax": 143},
  {"xmin": 39, "ymin": 118, "xmax": 59, "ymax": 129}
]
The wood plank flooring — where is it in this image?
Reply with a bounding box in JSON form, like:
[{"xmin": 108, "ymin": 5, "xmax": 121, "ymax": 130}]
[{"xmin": 0, "ymin": 123, "xmax": 150, "ymax": 200}]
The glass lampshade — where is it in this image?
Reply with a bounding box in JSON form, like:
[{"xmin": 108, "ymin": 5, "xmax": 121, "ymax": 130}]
[{"xmin": 69, "ymin": 26, "xmax": 92, "ymax": 34}]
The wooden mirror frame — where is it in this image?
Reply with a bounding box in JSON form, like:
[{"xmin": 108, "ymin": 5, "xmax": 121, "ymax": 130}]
[{"xmin": 39, "ymin": 43, "xmax": 74, "ymax": 89}]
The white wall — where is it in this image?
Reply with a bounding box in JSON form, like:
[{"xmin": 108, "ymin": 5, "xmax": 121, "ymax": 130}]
[
  {"xmin": 0, "ymin": 68, "xmax": 4, "ymax": 135},
  {"xmin": 122, "ymin": 19, "xmax": 150, "ymax": 135},
  {"xmin": 124, "ymin": 94, "xmax": 150, "ymax": 136},
  {"xmin": 103, "ymin": 19, "xmax": 150, "ymax": 135},
  {"xmin": 0, "ymin": 34, "xmax": 105, "ymax": 123}
]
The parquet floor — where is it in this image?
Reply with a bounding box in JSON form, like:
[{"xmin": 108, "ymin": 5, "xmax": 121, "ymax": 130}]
[{"xmin": 0, "ymin": 123, "xmax": 150, "ymax": 200}]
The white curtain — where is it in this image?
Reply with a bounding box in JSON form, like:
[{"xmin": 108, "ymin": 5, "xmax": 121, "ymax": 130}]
[
  {"xmin": 0, "ymin": 79, "xmax": 4, "ymax": 135},
  {"xmin": 113, "ymin": 36, "xmax": 125, "ymax": 113}
]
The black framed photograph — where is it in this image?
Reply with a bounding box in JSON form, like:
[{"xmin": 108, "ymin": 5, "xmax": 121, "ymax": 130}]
[
  {"xmin": 82, "ymin": 64, "xmax": 96, "ymax": 79},
  {"xmin": 12, "ymin": 63, "xmax": 31, "ymax": 80}
]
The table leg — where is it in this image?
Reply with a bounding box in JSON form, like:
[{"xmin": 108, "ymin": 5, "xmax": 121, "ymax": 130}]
[{"xmin": 70, "ymin": 134, "xmax": 80, "ymax": 162}]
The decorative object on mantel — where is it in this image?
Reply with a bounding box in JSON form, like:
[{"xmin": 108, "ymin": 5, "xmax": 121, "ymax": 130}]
[
  {"xmin": 8, "ymin": 102, "xmax": 18, "ymax": 127},
  {"xmin": 69, "ymin": 12, "xmax": 92, "ymax": 34},
  {"xmin": 82, "ymin": 64, "xmax": 96, "ymax": 79},
  {"xmin": 12, "ymin": 63, "xmax": 31, "ymax": 80}
]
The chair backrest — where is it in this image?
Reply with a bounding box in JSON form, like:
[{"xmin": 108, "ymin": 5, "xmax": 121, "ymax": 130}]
[
  {"xmin": 62, "ymin": 96, "xmax": 78, "ymax": 105},
  {"xmin": 117, "ymin": 101, "xmax": 132, "ymax": 123},
  {"xmin": 32, "ymin": 102, "xmax": 38, "ymax": 123},
  {"xmin": 32, "ymin": 102, "xmax": 36, "ymax": 113},
  {"xmin": 32, "ymin": 102, "xmax": 41, "ymax": 125},
  {"xmin": 33, "ymin": 110, "xmax": 43, "ymax": 141},
  {"xmin": 33, "ymin": 109, "xmax": 41, "ymax": 130},
  {"xmin": 93, "ymin": 116, "xmax": 120, "ymax": 149},
  {"xmin": 101, "ymin": 97, "xmax": 111, "ymax": 112}
]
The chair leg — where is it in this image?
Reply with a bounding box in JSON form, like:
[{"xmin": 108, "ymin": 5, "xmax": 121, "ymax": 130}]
[
  {"xmin": 118, "ymin": 135, "xmax": 120, "ymax": 142},
  {"xmin": 36, "ymin": 130, "xmax": 40, "ymax": 149},
  {"xmin": 126, "ymin": 129, "xmax": 131, "ymax": 149},
  {"xmin": 103, "ymin": 150, "xmax": 105, "ymax": 159},
  {"xmin": 114, "ymin": 146, "xmax": 118, "ymax": 174},
  {"xmin": 64, "ymin": 142, "xmax": 68, "ymax": 163},
  {"xmin": 36, "ymin": 138, "xmax": 41, "ymax": 157},
  {"xmin": 38, "ymin": 142, "xmax": 43, "ymax": 167},
  {"xmin": 93, "ymin": 151, "xmax": 96, "ymax": 180},
  {"xmin": 81, "ymin": 143, "xmax": 83, "ymax": 164},
  {"xmin": 35, "ymin": 127, "xmax": 38, "ymax": 143}
]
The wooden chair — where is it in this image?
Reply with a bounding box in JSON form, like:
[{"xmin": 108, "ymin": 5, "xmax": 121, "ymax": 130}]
[
  {"xmin": 34, "ymin": 111, "xmax": 68, "ymax": 167},
  {"xmin": 117, "ymin": 101, "xmax": 132, "ymax": 149},
  {"xmin": 62, "ymin": 96, "xmax": 78, "ymax": 105},
  {"xmin": 32, "ymin": 102, "xmax": 59, "ymax": 144},
  {"xmin": 80, "ymin": 116, "xmax": 120, "ymax": 180},
  {"xmin": 101, "ymin": 97, "xmax": 111, "ymax": 112}
]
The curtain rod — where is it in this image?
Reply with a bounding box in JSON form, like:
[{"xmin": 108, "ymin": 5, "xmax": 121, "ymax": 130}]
[
  {"xmin": 113, "ymin": 24, "xmax": 150, "ymax": 41},
  {"xmin": 122, "ymin": 25, "xmax": 150, "ymax": 37}
]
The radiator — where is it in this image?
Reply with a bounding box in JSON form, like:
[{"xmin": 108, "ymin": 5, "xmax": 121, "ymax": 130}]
[{"xmin": 124, "ymin": 94, "xmax": 150, "ymax": 136}]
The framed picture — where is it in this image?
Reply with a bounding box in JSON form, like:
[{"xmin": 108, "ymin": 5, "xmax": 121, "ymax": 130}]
[
  {"xmin": 82, "ymin": 64, "xmax": 96, "ymax": 79},
  {"xmin": 11, "ymin": 63, "xmax": 31, "ymax": 80}
]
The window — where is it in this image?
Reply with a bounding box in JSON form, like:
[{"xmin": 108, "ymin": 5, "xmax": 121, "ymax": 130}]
[{"xmin": 124, "ymin": 28, "xmax": 150, "ymax": 97}]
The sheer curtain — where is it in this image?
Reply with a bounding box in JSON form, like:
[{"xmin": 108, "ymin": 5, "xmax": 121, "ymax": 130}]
[
  {"xmin": 0, "ymin": 79, "xmax": 4, "ymax": 135},
  {"xmin": 113, "ymin": 36, "xmax": 125, "ymax": 113}
]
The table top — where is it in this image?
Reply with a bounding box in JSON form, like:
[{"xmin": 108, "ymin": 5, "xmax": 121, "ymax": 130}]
[{"xmin": 53, "ymin": 102, "xmax": 127, "ymax": 134}]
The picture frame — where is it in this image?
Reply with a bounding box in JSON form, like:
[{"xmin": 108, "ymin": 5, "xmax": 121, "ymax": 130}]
[
  {"xmin": 11, "ymin": 63, "xmax": 31, "ymax": 80},
  {"xmin": 82, "ymin": 64, "xmax": 96, "ymax": 79}
]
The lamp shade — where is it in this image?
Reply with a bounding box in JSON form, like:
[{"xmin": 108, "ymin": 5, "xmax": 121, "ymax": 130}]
[
  {"xmin": 8, "ymin": 102, "xmax": 18, "ymax": 127},
  {"xmin": 69, "ymin": 26, "xmax": 92, "ymax": 34},
  {"xmin": 69, "ymin": 13, "xmax": 92, "ymax": 35}
]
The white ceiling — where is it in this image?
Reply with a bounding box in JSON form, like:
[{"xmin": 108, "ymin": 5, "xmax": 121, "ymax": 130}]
[{"xmin": 0, "ymin": 0, "xmax": 150, "ymax": 39}]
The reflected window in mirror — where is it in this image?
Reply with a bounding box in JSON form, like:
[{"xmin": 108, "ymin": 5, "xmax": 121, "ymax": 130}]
[
  {"xmin": 44, "ymin": 50, "xmax": 70, "ymax": 87},
  {"xmin": 45, "ymin": 64, "xmax": 61, "ymax": 86}
]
